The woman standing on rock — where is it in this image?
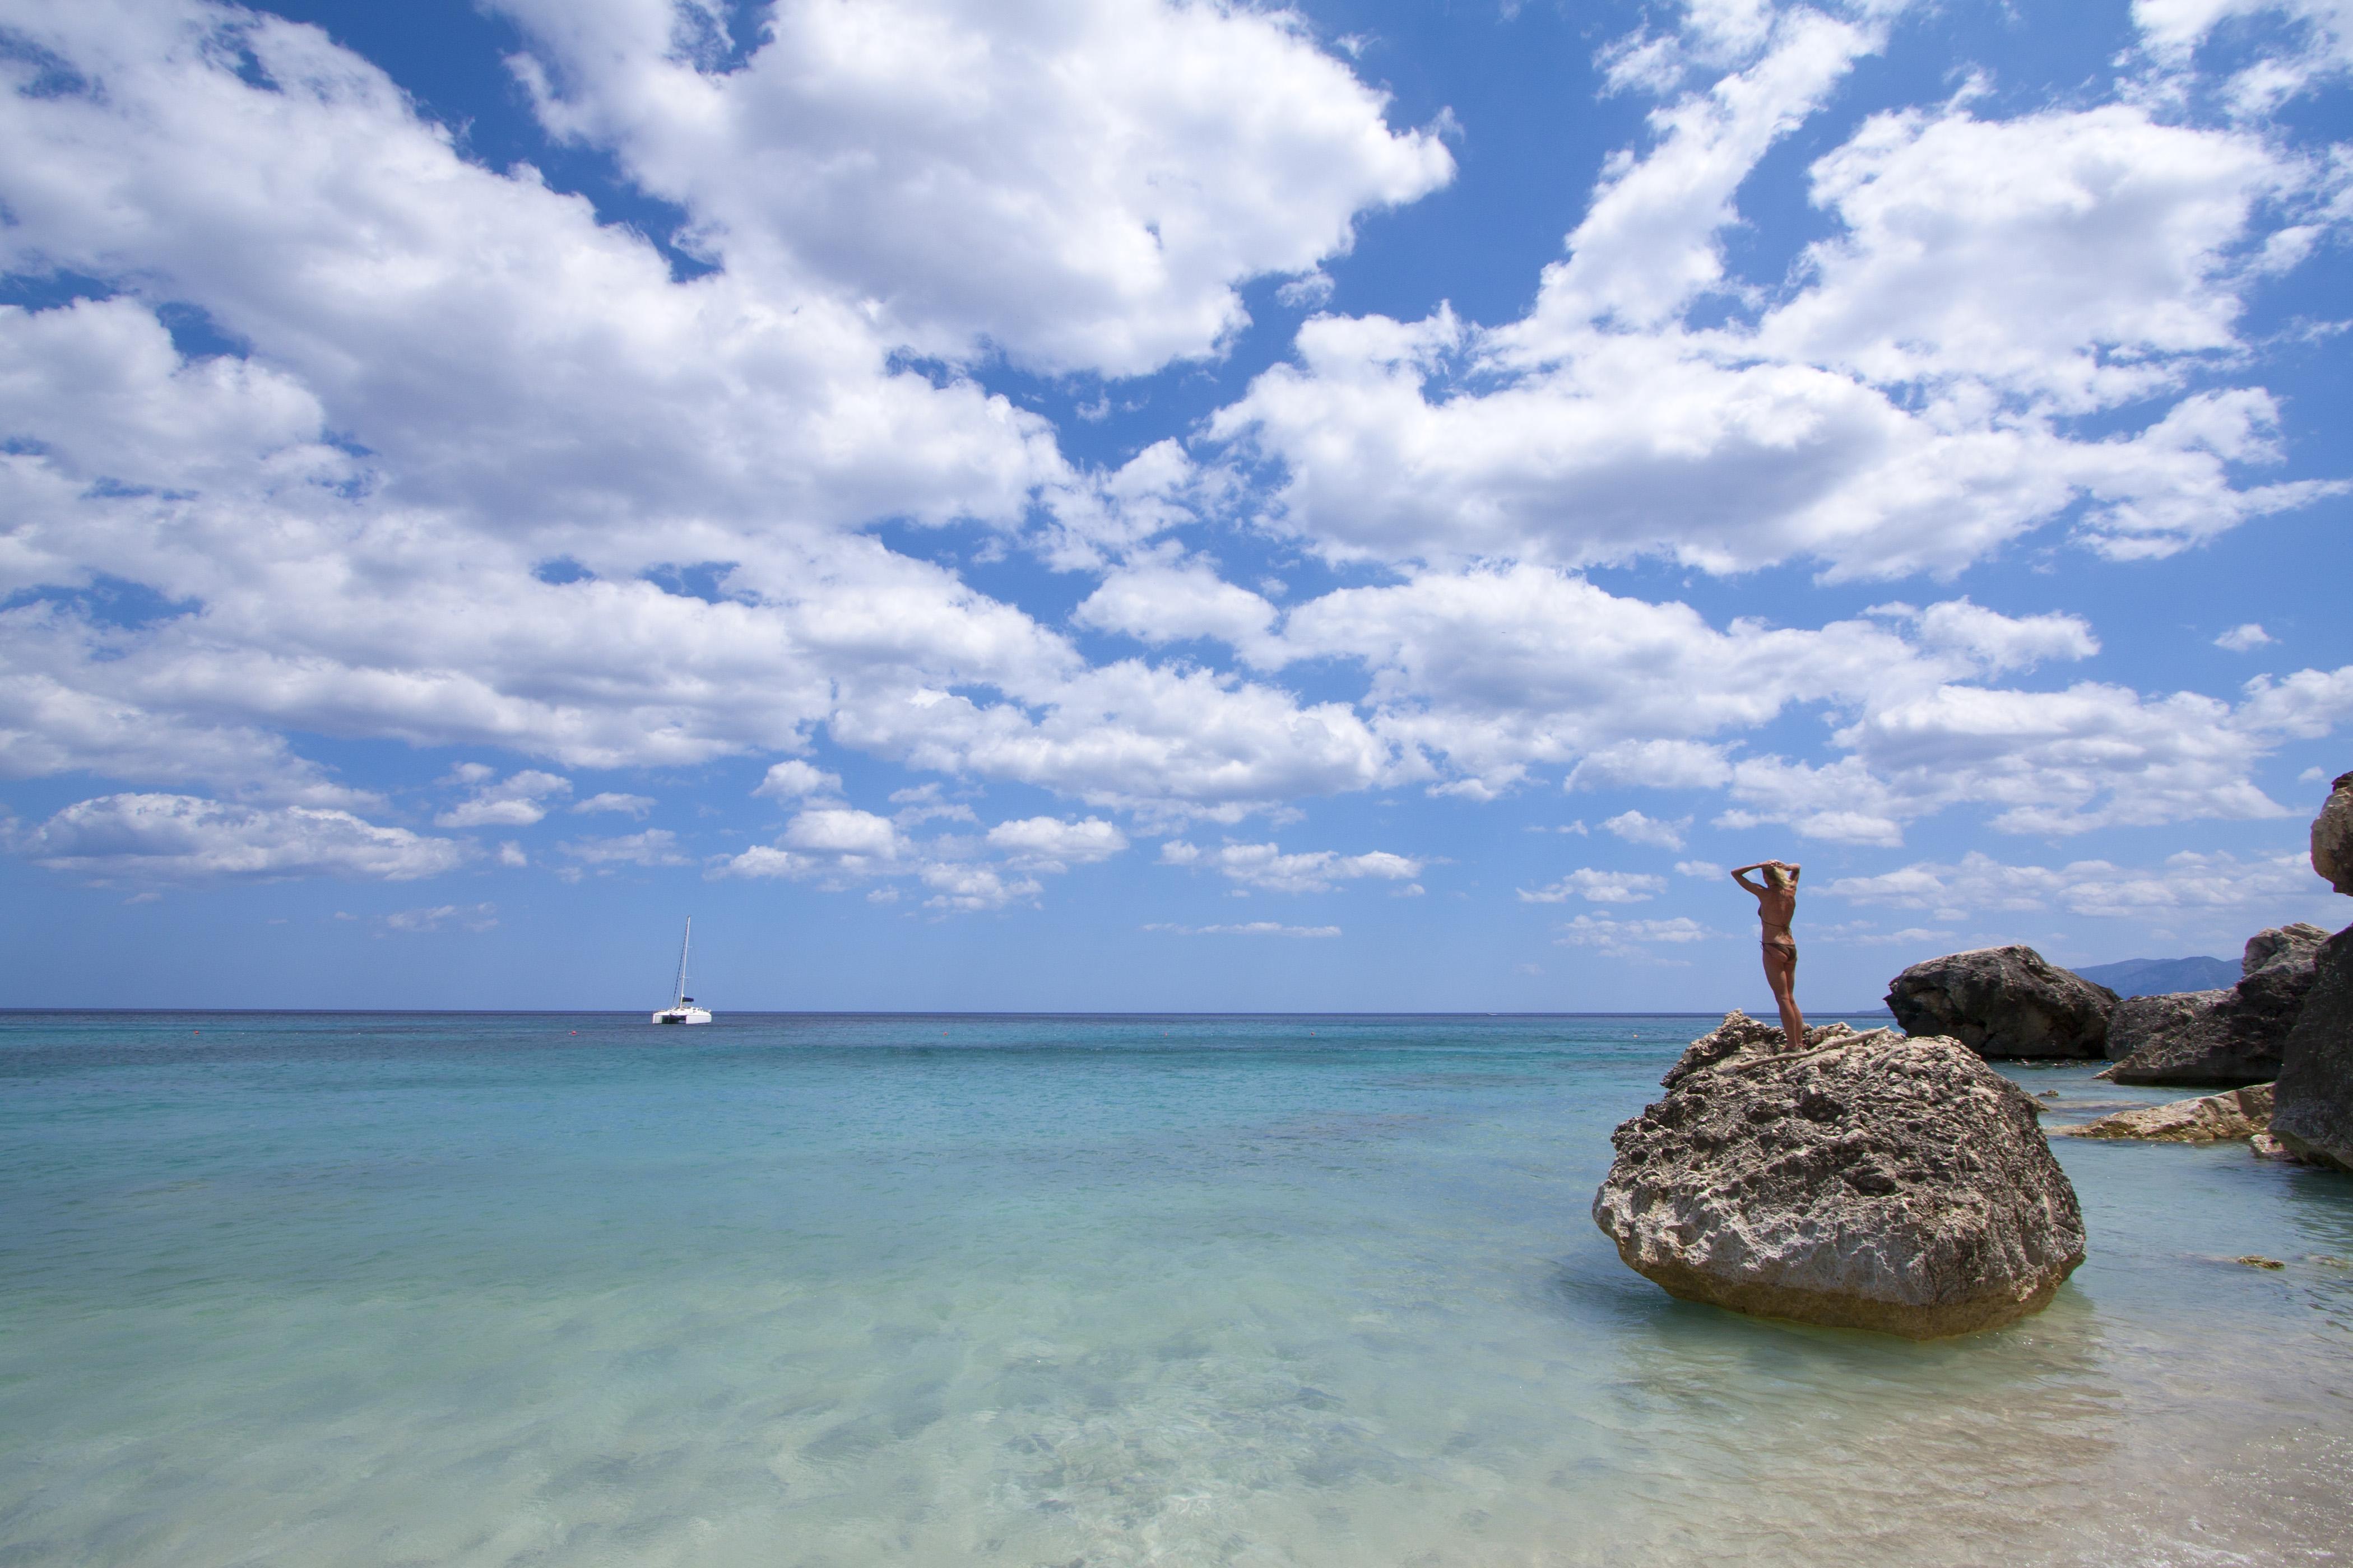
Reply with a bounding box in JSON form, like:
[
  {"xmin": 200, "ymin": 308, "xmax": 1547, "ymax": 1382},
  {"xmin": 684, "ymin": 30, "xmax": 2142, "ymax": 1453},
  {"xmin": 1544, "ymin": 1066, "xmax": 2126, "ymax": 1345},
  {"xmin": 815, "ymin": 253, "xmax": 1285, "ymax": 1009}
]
[{"xmin": 1732, "ymin": 860, "xmax": 1805, "ymax": 1051}]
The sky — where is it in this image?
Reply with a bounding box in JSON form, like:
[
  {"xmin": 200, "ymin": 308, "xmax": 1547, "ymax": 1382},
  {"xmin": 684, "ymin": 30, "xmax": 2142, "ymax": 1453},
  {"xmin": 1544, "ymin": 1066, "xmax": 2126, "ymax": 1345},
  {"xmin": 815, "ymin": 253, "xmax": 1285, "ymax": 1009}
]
[{"xmin": 2, "ymin": 0, "xmax": 2349, "ymax": 1012}]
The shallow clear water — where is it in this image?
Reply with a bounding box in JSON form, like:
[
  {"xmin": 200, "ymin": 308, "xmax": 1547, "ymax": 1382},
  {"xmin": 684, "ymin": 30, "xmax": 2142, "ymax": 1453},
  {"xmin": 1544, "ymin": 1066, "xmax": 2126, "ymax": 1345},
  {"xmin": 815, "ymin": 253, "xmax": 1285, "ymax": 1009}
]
[{"xmin": 2, "ymin": 1012, "xmax": 2349, "ymax": 1567}]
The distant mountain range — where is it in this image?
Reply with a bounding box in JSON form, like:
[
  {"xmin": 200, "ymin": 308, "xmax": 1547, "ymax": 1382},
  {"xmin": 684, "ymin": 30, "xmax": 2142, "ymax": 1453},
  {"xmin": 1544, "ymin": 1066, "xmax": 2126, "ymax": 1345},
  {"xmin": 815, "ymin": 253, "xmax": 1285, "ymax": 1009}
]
[{"xmin": 2072, "ymin": 956, "xmax": 2237, "ymax": 997}]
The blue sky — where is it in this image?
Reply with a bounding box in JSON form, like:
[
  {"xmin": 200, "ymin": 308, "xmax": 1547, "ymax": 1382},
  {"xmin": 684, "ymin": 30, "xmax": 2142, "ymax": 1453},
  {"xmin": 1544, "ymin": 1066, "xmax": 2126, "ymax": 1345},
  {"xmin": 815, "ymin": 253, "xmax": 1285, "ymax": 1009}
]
[{"xmin": 2, "ymin": 0, "xmax": 2349, "ymax": 1011}]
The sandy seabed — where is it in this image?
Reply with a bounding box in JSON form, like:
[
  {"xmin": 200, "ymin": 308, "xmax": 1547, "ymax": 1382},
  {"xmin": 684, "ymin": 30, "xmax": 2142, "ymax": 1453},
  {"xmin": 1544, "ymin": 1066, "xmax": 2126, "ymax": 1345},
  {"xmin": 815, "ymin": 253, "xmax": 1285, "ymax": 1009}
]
[{"xmin": 3, "ymin": 1011, "xmax": 2347, "ymax": 1566}]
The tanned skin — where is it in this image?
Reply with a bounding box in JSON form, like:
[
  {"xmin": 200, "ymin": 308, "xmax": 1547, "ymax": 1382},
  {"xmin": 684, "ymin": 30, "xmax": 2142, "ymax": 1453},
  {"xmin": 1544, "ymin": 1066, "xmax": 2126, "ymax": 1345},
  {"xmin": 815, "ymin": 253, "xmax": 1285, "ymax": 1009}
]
[{"xmin": 1730, "ymin": 860, "xmax": 1804, "ymax": 1051}]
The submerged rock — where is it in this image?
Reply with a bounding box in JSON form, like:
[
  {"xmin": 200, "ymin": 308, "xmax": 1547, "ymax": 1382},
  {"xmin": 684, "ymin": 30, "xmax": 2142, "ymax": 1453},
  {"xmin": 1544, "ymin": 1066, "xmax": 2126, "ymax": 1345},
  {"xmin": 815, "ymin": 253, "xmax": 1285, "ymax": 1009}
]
[
  {"xmin": 1886, "ymin": 946, "xmax": 2118, "ymax": 1059},
  {"xmin": 2271, "ymin": 925, "xmax": 2353, "ymax": 1172},
  {"xmin": 2250, "ymin": 1133, "xmax": 2311, "ymax": 1164},
  {"xmin": 1593, "ymin": 1026, "xmax": 2085, "ymax": 1339},
  {"xmin": 2053, "ymin": 1083, "xmax": 2273, "ymax": 1143},
  {"xmin": 2102, "ymin": 927, "xmax": 2326, "ymax": 1086},
  {"xmin": 2314, "ymin": 772, "xmax": 2353, "ymax": 896}
]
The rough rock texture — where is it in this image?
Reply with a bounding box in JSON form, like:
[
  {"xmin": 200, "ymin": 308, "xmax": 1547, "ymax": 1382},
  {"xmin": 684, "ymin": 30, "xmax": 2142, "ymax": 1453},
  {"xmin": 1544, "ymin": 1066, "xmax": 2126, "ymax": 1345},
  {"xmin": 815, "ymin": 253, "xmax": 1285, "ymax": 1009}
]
[
  {"xmin": 1593, "ymin": 1025, "xmax": 2085, "ymax": 1339},
  {"xmin": 2102, "ymin": 989, "xmax": 2226, "ymax": 1065},
  {"xmin": 2246, "ymin": 923, "xmax": 2330, "ymax": 978},
  {"xmin": 2104, "ymin": 924, "xmax": 2328, "ymax": 1086},
  {"xmin": 2053, "ymin": 1083, "xmax": 2274, "ymax": 1143},
  {"xmin": 2250, "ymin": 1133, "xmax": 2310, "ymax": 1164},
  {"xmin": 2314, "ymin": 772, "xmax": 2353, "ymax": 895},
  {"xmin": 1885, "ymin": 946, "xmax": 2118, "ymax": 1059},
  {"xmin": 2272, "ymin": 925, "xmax": 2353, "ymax": 1172},
  {"xmin": 1660, "ymin": 1011, "xmax": 1872, "ymax": 1088}
]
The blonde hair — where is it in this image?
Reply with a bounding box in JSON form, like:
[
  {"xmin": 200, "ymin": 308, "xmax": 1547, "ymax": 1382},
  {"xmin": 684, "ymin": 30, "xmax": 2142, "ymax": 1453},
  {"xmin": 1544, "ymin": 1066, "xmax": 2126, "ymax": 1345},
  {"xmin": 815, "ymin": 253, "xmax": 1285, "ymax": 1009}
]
[{"xmin": 1762, "ymin": 864, "xmax": 1793, "ymax": 890}]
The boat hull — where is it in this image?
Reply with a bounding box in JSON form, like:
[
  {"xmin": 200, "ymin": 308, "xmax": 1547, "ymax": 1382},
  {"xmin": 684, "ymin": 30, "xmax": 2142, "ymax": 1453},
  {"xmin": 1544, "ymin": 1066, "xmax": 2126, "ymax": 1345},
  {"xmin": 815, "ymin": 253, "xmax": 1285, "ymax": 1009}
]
[{"xmin": 651, "ymin": 1008, "xmax": 713, "ymax": 1025}]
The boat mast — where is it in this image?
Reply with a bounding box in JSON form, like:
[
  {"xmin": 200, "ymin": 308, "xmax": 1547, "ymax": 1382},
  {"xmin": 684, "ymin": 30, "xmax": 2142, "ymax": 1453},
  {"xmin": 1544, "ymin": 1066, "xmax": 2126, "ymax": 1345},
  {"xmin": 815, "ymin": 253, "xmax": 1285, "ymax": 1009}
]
[{"xmin": 675, "ymin": 916, "xmax": 692, "ymax": 1007}]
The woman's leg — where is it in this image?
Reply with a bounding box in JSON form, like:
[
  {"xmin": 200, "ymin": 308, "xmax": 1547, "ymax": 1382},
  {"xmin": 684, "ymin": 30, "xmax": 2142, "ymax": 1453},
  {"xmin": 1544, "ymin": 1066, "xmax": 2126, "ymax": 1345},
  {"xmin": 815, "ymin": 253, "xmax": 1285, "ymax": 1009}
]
[{"xmin": 1763, "ymin": 946, "xmax": 1804, "ymax": 1051}]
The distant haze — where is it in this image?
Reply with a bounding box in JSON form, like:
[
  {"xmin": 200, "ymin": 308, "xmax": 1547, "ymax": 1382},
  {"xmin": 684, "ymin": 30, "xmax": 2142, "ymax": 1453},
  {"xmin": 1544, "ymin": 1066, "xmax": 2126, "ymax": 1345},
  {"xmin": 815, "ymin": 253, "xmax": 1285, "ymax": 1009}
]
[{"xmin": 2072, "ymin": 957, "xmax": 2238, "ymax": 998}]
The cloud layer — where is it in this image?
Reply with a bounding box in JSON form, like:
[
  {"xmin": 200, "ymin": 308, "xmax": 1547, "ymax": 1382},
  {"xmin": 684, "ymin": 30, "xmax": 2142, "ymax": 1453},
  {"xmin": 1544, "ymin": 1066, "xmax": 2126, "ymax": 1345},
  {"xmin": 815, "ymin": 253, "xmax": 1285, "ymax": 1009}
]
[
  {"xmin": 13, "ymin": 794, "xmax": 467, "ymax": 882},
  {"xmin": 0, "ymin": 0, "xmax": 2345, "ymax": 973}
]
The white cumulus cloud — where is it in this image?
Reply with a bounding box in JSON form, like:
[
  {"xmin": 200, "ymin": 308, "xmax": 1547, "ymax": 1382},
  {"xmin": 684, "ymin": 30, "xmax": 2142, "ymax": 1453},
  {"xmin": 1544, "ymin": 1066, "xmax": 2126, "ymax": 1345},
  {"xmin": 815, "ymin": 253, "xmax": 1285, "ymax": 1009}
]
[
  {"xmin": 1158, "ymin": 839, "xmax": 1422, "ymax": 893},
  {"xmin": 753, "ymin": 761, "xmax": 844, "ymax": 802},
  {"xmin": 438, "ymin": 770, "xmax": 573, "ymax": 828},
  {"xmin": 1822, "ymin": 846, "xmax": 2332, "ymax": 922},
  {"xmin": 1, "ymin": 0, "xmax": 2349, "ymax": 945},
  {"xmin": 572, "ymin": 792, "xmax": 655, "ymax": 817},
  {"xmin": 492, "ymin": 0, "xmax": 1454, "ymax": 376},
  {"xmin": 383, "ymin": 902, "xmax": 499, "ymax": 933},
  {"xmin": 13, "ymin": 793, "xmax": 468, "ymax": 882},
  {"xmin": 1603, "ymin": 809, "xmax": 1690, "ymax": 850},
  {"xmin": 1143, "ymin": 921, "xmax": 1342, "ymax": 938},
  {"xmin": 985, "ymin": 816, "xmax": 1130, "ymax": 873},
  {"xmin": 1205, "ymin": 30, "xmax": 2345, "ymax": 578},
  {"xmin": 557, "ymin": 829, "xmax": 689, "ymax": 867},
  {"xmin": 1554, "ymin": 913, "xmax": 1714, "ymax": 959},
  {"xmin": 1519, "ymin": 868, "xmax": 1668, "ymax": 904}
]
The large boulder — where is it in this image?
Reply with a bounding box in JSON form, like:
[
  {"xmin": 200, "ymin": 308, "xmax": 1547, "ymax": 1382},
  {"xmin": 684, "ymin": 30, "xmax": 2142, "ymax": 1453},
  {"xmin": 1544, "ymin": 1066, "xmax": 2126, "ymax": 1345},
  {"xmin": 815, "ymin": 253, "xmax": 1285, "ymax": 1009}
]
[
  {"xmin": 2230, "ymin": 919, "xmax": 2328, "ymax": 1037},
  {"xmin": 1660, "ymin": 1011, "xmax": 1869, "ymax": 1087},
  {"xmin": 2314, "ymin": 771, "xmax": 2353, "ymax": 895},
  {"xmin": 1593, "ymin": 1017, "xmax": 2086, "ymax": 1339},
  {"xmin": 2102, "ymin": 924, "xmax": 2327, "ymax": 1086},
  {"xmin": 1885, "ymin": 946, "xmax": 2119, "ymax": 1058},
  {"xmin": 2104, "ymin": 989, "xmax": 2228, "ymax": 1064},
  {"xmin": 2245, "ymin": 922, "xmax": 2330, "ymax": 978},
  {"xmin": 2053, "ymin": 1083, "xmax": 2273, "ymax": 1143},
  {"xmin": 2272, "ymin": 925, "xmax": 2353, "ymax": 1172}
]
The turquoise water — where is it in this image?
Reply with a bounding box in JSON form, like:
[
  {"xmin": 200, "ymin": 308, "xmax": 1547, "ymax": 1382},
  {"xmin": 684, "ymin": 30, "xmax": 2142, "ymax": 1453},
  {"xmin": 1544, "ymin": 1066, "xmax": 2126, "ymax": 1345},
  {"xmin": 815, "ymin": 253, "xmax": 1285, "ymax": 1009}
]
[{"xmin": 3, "ymin": 1012, "xmax": 2350, "ymax": 1567}]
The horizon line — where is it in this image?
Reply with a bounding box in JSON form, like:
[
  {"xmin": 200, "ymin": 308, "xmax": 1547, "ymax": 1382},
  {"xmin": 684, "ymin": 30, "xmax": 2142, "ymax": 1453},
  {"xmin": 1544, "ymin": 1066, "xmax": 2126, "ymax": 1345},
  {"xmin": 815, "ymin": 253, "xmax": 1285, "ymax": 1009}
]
[{"xmin": 0, "ymin": 1006, "xmax": 1901, "ymax": 1019}]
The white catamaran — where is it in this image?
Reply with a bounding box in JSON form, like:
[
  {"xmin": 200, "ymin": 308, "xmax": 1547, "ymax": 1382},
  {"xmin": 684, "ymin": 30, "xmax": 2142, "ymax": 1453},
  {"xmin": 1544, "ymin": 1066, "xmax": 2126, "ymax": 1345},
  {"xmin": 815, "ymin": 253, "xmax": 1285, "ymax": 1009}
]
[{"xmin": 651, "ymin": 917, "xmax": 713, "ymax": 1025}]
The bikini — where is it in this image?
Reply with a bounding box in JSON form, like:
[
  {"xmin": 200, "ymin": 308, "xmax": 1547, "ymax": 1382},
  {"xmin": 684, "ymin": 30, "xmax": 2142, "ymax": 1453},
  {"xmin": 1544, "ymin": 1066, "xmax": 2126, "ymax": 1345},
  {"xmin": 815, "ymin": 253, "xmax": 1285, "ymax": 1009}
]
[{"xmin": 1760, "ymin": 923, "xmax": 1797, "ymax": 955}]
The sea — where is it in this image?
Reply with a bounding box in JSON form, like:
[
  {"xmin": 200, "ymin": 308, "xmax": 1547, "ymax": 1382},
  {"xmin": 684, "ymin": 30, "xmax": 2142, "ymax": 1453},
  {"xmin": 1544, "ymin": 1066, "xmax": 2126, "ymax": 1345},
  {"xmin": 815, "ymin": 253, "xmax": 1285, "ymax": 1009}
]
[{"xmin": 3, "ymin": 1011, "xmax": 2349, "ymax": 1567}]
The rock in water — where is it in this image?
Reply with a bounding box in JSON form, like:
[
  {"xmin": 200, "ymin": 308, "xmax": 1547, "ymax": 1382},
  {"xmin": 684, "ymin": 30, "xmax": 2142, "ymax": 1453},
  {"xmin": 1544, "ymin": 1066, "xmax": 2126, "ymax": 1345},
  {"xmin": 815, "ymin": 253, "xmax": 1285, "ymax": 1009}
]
[
  {"xmin": 1885, "ymin": 946, "xmax": 2119, "ymax": 1058},
  {"xmin": 2314, "ymin": 771, "xmax": 2353, "ymax": 896},
  {"xmin": 1660, "ymin": 1011, "xmax": 1866, "ymax": 1087},
  {"xmin": 2103, "ymin": 924, "xmax": 2327, "ymax": 1086},
  {"xmin": 2052, "ymin": 1083, "xmax": 2273, "ymax": 1143},
  {"xmin": 1593, "ymin": 1025, "xmax": 2086, "ymax": 1339},
  {"xmin": 2272, "ymin": 925, "xmax": 2353, "ymax": 1172},
  {"xmin": 2104, "ymin": 989, "xmax": 2230, "ymax": 1068}
]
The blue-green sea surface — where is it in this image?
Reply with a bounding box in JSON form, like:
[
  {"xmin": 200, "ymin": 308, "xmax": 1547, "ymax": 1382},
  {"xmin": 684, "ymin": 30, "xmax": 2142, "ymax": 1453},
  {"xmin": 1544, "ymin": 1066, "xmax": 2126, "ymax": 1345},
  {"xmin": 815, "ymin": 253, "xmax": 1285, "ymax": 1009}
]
[{"xmin": 3, "ymin": 1012, "xmax": 2349, "ymax": 1567}]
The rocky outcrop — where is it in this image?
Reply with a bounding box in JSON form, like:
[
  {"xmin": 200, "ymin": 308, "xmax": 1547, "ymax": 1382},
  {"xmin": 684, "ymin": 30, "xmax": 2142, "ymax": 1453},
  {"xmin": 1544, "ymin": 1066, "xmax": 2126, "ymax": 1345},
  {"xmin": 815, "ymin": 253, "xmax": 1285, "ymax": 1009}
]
[
  {"xmin": 2103, "ymin": 988, "xmax": 2228, "ymax": 1064},
  {"xmin": 1594, "ymin": 1022, "xmax": 2085, "ymax": 1339},
  {"xmin": 1660, "ymin": 1011, "xmax": 1871, "ymax": 1087},
  {"xmin": 2269, "ymin": 779, "xmax": 2353, "ymax": 1171},
  {"xmin": 2314, "ymin": 771, "xmax": 2353, "ymax": 896},
  {"xmin": 2100, "ymin": 924, "xmax": 2326, "ymax": 1086},
  {"xmin": 2245, "ymin": 923, "xmax": 2330, "ymax": 978},
  {"xmin": 2272, "ymin": 925, "xmax": 2353, "ymax": 1172},
  {"xmin": 2053, "ymin": 1083, "xmax": 2273, "ymax": 1143},
  {"xmin": 1885, "ymin": 946, "xmax": 2118, "ymax": 1059},
  {"xmin": 2234, "ymin": 920, "xmax": 2328, "ymax": 1041}
]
